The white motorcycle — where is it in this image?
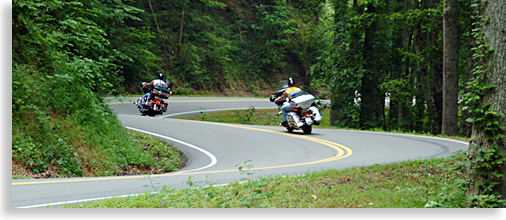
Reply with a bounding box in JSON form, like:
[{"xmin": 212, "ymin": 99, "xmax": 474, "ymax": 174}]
[{"xmin": 269, "ymin": 84, "xmax": 322, "ymax": 134}]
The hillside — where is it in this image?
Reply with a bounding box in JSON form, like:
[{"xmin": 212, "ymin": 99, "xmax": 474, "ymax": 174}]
[{"xmin": 12, "ymin": 0, "xmax": 323, "ymax": 177}]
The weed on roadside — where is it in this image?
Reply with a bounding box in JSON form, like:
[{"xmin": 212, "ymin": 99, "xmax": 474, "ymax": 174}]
[{"xmin": 62, "ymin": 156, "xmax": 471, "ymax": 208}]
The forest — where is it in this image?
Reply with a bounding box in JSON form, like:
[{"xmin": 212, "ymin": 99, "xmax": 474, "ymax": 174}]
[
  {"xmin": 12, "ymin": 0, "xmax": 506, "ymax": 206},
  {"xmin": 12, "ymin": 0, "xmax": 488, "ymax": 135}
]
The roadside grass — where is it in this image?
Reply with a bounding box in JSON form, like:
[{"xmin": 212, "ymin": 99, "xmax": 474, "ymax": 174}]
[
  {"xmin": 12, "ymin": 119, "xmax": 184, "ymax": 178},
  {"xmin": 62, "ymin": 154, "xmax": 468, "ymax": 208},
  {"xmin": 60, "ymin": 107, "xmax": 474, "ymax": 208},
  {"xmin": 178, "ymin": 106, "xmax": 280, "ymax": 126}
]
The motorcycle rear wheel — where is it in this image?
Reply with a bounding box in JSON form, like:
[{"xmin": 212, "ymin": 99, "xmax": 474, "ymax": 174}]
[
  {"xmin": 302, "ymin": 125, "xmax": 312, "ymax": 134},
  {"xmin": 148, "ymin": 111, "xmax": 156, "ymax": 117}
]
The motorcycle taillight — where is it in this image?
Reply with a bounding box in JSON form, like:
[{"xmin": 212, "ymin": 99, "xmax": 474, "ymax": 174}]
[
  {"xmin": 156, "ymin": 100, "xmax": 161, "ymax": 104},
  {"xmin": 305, "ymin": 113, "xmax": 311, "ymax": 117}
]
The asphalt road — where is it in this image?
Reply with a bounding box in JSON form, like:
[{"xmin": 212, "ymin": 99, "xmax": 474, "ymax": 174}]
[{"xmin": 11, "ymin": 96, "xmax": 469, "ymax": 208}]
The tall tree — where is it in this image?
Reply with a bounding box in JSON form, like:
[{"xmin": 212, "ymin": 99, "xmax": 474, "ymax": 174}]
[
  {"xmin": 411, "ymin": 0, "xmax": 428, "ymax": 132},
  {"xmin": 360, "ymin": 3, "xmax": 381, "ymax": 130},
  {"xmin": 388, "ymin": 0, "xmax": 412, "ymax": 131},
  {"xmin": 423, "ymin": 0, "xmax": 444, "ymax": 135},
  {"xmin": 465, "ymin": 0, "xmax": 506, "ymax": 207},
  {"xmin": 326, "ymin": 0, "xmax": 361, "ymax": 128},
  {"xmin": 442, "ymin": 0, "xmax": 460, "ymax": 136}
]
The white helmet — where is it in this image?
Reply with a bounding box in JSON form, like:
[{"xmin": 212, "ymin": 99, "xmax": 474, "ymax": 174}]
[{"xmin": 288, "ymin": 78, "xmax": 295, "ymax": 86}]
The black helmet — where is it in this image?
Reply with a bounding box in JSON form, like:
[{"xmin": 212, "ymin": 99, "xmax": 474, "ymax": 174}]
[
  {"xmin": 288, "ymin": 78, "xmax": 295, "ymax": 86},
  {"xmin": 158, "ymin": 73, "xmax": 164, "ymax": 80}
]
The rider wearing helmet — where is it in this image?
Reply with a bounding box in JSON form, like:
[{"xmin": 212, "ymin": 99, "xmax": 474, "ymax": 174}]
[
  {"xmin": 274, "ymin": 78, "xmax": 301, "ymax": 127},
  {"xmin": 144, "ymin": 73, "xmax": 167, "ymax": 88},
  {"xmin": 140, "ymin": 73, "xmax": 168, "ymax": 106}
]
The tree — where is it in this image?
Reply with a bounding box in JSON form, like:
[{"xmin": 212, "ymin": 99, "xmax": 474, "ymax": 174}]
[
  {"xmin": 422, "ymin": 0, "xmax": 444, "ymax": 135},
  {"xmin": 360, "ymin": 3, "xmax": 381, "ymax": 130},
  {"xmin": 322, "ymin": 0, "xmax": 362, "ymax": 128},
  {"xmin": 442, "ymin": 0, "xmax": 460, "ymax": 136},
  {"xmin": 388, "ymin": 0, "xmax": 413, "ymax": 131},
  {"xmin": 179, "ymin": 0, "xmax": 185, "ymax": 46},
  {"xmin": 465, "ymin": 0, "xmax": 506, "ymax": 207}
]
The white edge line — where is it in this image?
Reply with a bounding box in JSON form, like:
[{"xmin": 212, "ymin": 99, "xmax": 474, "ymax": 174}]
[
  {"xmin": 18, "ymin": 181, "xmax": 251, "ymax": 208},
  {"xmin": 340, "ymin": 129, "xmax": 470, "ymax": 145},
  {"xmin": 16, "ymin": 193, "xmax": 156, "ymax": 208},
  {"xmin": 125, "ymin": 126, "xmax": 218, "ymax": 174},
  {"xmin": 16, "ymin": 127, "xmax": 218, "ymax": 208},
  {"xmin": 17, "ymin": 104, "xmax": 292, "ymax": 208}
]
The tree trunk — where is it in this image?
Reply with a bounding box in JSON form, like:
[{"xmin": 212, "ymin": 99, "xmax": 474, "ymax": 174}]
[
  {"xmin": 179, "ymin": 0, "xmax": 185, "ymax": 46},
  {"xmin": 412, "ymin": 0, "xmax": 427, "ymax": 133},
  {"xmin": 148, "ymin": 1, "xmax": 161, "ymax": 33},
  {"xmin": 329, "ymin": 0, "xmax": 352, "ymax": 127},
  {"xmin": 398, "ymin": 0, "xmax": 414, "ymax": 131},
  {"xmin": 360, "ymin": 4, "xmax": 379, "ymax": 130},
  {"xmin": 388, "ymin": 0, "xmax": 411, "ymax": 131},
  {"xmin": 442, "ymin": 0, "xmax": 459, "ymax": 136},
  {"xmin": 466, "ymin": 0, "xmax": 506, "ymax": 206},
  {"xmin": 424, "ymin": 0, "xmax": 444, "ymax": 135}
]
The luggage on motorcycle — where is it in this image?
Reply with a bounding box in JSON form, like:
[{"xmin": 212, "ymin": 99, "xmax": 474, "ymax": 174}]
[
  {"xmin": 287, "ymin": 112, "xmax": 304, "ymax": 128},
  {"xmin": 151, "ymin": 86, "xmax": 172, "ymax": 99},
  {"xmin": 289, "ymin": 92, "xmax": 315, "ymax": 109},
  {"xmin": 309, "ymin": 106, "xmax": 322, "ymax": 122}
]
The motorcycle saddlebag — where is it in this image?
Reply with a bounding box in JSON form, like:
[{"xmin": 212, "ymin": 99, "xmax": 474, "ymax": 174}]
[
  {"xmin": 289, "ymin": 92, "xmax": 315, "ymax": 109},
  {"xmin": 151, "ymin": 86, "xmax": 171, "ymax": 99}
]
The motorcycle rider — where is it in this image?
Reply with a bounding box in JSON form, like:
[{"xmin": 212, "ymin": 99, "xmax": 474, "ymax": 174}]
[
  {"xmin": 140, "ymin": 73, "xmax": 168, "ymax": 106},
  {"xmin": 274, "ymin": 78, "xmax": 301, "ymax": 127}
]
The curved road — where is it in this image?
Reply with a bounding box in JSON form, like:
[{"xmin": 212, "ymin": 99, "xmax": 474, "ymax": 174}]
[{"xmin": 11, "ymin": 97, "xmax": 468, "ymax": 208}]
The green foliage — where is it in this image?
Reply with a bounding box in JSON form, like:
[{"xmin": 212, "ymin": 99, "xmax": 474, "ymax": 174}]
[
  {"xmin": 12, "ymin": 0, "xmax": 182, "ymax": 177},
  {"xmin": 108, "ymin": 0, "xmax": 329, "ymax": 94},
  {"xmin": 14, "ymin": 0, "xmax": 331, "ymax": 96},
  {"xmin": 62, "ymin": 157, "xmax": 474, "ymax": 208},
  {"xmin": 309, "ymin": 0, "xmax": 476, "ymax": 134},
  {"xmin": 250, "ymin": 1, "xmax": 296, "ymax": 70},
  {"xmin": 14, "ymin": 0, "xmax": 494, "ymax": 195},
  {"xmin": 460, "ymin": 2, "xmax": 506, "ymax": 207},
  {"xmin": 310, "ymin": 0, "xmax": 364, "ymax": 128}
]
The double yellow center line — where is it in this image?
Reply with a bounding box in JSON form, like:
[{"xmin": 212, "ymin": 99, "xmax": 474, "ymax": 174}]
[{"xmin": 12, "ymin": 112, "xmax": 351, "ymax": 186}]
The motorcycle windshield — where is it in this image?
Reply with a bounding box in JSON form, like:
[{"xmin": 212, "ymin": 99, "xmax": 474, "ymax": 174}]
[{"xmin": 277, "ymin": 80, "xmax": 289, "ymax": 90}]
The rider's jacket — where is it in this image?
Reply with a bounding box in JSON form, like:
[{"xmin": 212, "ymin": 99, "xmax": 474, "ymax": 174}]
[
  {"xmin": 285, "ymin": 87, "xmax": 301, "ymax": 99},
  {"xmin": 152, "ymin": 79, "xmax": 166, "ymax": 88}
]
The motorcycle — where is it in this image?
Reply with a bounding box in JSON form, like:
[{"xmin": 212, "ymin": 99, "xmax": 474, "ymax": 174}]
[
  {"xmin": 135, "ymin": 82, "xmax": 172, "ymax": 116},
  {"xmin": 269, "ymin": 81, "xmax": 322, "ymax": 134}
]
